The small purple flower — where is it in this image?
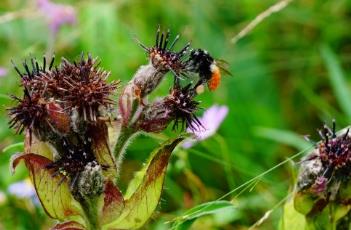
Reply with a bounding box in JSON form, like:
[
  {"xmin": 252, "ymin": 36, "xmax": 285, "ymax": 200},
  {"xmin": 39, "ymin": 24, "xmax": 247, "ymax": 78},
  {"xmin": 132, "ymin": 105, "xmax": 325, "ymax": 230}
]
[
  {"xmin": 37, "ymin": 0, "xmax": 76, "ymax": 35},
  {"xmin": 8, "ymin": 180, "xmax": 36, "ymax": 199},
  {"xmin": 0, "ymin": 67, "xmax": 7, "ymax": 77},
  {"xmin": 182, "ymin": 105, "xmax": 229, "ymax": 148}
]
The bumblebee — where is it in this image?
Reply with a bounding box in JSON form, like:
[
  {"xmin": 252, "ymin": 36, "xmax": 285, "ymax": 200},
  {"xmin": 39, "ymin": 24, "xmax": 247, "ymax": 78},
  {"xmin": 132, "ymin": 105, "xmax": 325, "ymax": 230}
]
[{"xmin": 187, "ymin": 49, "xmax": 230, "ymax": 92}]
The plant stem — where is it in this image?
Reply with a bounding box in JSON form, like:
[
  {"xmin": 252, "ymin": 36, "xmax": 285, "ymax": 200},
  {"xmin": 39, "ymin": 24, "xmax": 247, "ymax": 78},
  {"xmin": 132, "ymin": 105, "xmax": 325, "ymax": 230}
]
[
  {"xmin": 113, "ymin": 126, "xmax": 137, "ymax": 174},
  {"xmin": 80, "ymin": 197, "xmax": 101, "ymax": 230}
]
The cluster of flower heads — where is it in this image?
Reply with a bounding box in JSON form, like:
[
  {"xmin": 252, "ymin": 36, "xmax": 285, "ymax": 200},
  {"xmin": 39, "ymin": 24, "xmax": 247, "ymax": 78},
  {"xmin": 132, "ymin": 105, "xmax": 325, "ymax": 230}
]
[
  {"xmin": 130, "ymin": 27, "xmax": 229, "ymax": 132},
  {"xmin": 8, "ymin": 54, "xmax": 118, "ymax": 193},
  {"xmin": 9, "ymin": 55, "xmax": 118, "ymax": 135}
]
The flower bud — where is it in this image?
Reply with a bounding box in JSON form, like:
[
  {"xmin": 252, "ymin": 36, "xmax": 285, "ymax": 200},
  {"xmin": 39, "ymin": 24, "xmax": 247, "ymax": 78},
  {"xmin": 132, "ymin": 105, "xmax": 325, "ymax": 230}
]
[{"xmin": 77, "ymin": 161, "xmax": 104, "ymax": 198}]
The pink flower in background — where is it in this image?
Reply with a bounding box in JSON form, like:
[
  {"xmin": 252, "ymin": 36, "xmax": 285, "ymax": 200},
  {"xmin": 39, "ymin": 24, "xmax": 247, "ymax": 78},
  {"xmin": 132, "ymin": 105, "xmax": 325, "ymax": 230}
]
[
  {"xmin": 183, "ymin": 105, "xmax": 229, "ymax": 148},
  {"xmin": 37, "ymin": 0, "xmax": 76, "ymax": 34},
  {"xmin": 8, "ymin": 180, "xmax": 36, "ymax": 199},
  {"xmin": 0, "ymin": 67, "xmax": 7, "ymax": 77}
]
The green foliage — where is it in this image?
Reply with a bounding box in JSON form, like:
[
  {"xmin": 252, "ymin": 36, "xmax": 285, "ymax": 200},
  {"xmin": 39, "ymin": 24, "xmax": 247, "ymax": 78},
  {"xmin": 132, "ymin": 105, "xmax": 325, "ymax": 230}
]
[{"xmin": 1, "ymin": 0, "xmax": 351, "ymax": 229}]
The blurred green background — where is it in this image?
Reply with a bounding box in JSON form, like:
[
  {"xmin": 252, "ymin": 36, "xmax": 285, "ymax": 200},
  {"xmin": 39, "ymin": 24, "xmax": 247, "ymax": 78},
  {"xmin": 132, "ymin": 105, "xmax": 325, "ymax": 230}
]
[{"xmin": 1, "ymin": 0, "xmax": 351, "ymax": 229}]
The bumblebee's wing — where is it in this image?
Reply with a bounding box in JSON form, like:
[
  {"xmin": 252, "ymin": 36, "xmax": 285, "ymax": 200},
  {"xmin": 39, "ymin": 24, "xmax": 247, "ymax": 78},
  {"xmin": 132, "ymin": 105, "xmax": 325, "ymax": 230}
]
[{"xmin": 216, "ymin": 59, "xmax": 232, "ymax": 76}]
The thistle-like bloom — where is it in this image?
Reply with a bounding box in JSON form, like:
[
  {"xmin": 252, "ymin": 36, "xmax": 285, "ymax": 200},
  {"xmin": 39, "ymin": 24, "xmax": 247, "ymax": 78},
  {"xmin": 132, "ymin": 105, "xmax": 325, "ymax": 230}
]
[
  {"xmin": 136, "ymin": 84, "xmax": 202, "ymax": 133},
  {"xmin": 182, "ymin": 105, "xmax": 229, "ymax": 148},
  {"xmin": 138, "ymin": 27, "xmax": 190, "ymax": 76},
  {"xmin": 294, "ymin": 122, "xmax": 351, "ymax": 219},
  {"xmin": 37, "ymin": 0, "xmax": 76, "ymax": 35}
]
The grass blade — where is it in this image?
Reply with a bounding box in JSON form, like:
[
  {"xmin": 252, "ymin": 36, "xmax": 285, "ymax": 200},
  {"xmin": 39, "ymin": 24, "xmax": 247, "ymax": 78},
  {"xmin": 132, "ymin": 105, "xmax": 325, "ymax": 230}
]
[{"xmin": 321, "ymin": 45, "xmax": 351, "ymax": 120}]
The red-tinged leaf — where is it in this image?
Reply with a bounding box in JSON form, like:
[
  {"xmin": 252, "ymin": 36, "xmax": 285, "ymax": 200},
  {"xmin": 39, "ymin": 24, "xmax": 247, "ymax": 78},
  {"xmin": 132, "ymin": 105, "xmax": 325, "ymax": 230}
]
[
  {"xmin": 101, "ymin": 180, "xmax": 125, "ymax": 225},
  {"xmin": 87, "ymin": 122, "xmax": 118, "ymax": 179},
  {"xmin": 11, "ymin": 153, "xmax": 83, "ymax": 221},
  {"xmin": 24, "ymin": 130, "xmax": 53, "ymax": 160},
  {"xmin": 104, "ymin": 136, "xmax": 184, "ymax": 229},
  {"xmin": 51, "ymin": 221, "xmax": 86, "ymax": 230}
]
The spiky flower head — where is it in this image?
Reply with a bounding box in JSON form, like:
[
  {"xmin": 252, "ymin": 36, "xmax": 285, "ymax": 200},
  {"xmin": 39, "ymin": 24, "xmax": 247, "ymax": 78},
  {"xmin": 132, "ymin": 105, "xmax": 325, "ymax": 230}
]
[
  {"xmin": 9, "ymin": 56, "xmax": 56, "ymax": 135},
  {"xmin": 8, "ymin": 92, "xmax": 47, "ymax": 134},
  {"xmin": 47, "ymin": 55, "xmax": 119, "ymax": 122},
  {"xmin": 166, "ymin": 84, "xmax": 201, "ymax": 131},
  {"xmin": 136, "ymin": 84, "xmax": 201, "ymax": 132},
  {"xmin": 317, "ymin": 122, "xmax": 351, "ymax": 171},
  {"xmin": 9, "ymin": 54, "xmax": 118, "ymax": 196},
  {"xmin": 294, "ymin": 122, "xmax": 351, "ymax": 218},
  {"xmin": 138, "ymin": 27, "xmax": 190, "ymax": 76}
]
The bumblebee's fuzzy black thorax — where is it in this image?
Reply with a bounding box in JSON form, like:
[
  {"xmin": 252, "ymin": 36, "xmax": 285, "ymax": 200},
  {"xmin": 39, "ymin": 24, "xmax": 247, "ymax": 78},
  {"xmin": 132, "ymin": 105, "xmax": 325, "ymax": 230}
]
[{"xmin": 187, "ymin": 48, "xmax": 214, "ymax": 81}]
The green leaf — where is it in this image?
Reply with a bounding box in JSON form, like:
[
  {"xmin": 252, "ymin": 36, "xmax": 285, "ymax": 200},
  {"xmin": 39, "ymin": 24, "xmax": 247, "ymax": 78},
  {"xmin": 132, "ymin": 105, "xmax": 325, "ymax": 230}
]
[
  {"xmin": 172, "ymin": 200, "xmax": 236, "ymax": 230},
  {"xmin": 103, "ymin": 136, "xmax": 184, "ymax": 229},
  {"xmin": 254, "ymin": 127, "xmax": 311, "ymax": 151},
  {"xmin": 279, "ymin": 198, "xmax": 306, "ymax": 230},
  {"xmin": 321, "ymin": 45, "xmax": 351, "ymax": 120}
]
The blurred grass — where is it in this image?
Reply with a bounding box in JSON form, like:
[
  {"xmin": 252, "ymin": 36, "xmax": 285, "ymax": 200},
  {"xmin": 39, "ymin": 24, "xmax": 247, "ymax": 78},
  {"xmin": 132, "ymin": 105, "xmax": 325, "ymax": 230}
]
[{"xmin": 1, "ymin": 0, "xmax": 351, "ymax": 229}]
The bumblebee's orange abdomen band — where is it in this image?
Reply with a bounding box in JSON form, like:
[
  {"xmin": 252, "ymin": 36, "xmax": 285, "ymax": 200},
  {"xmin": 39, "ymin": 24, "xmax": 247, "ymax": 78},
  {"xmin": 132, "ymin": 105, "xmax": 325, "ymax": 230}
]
[{"xmin": 208, "ymin": 65, "xmax": 221, "ymax": 91}]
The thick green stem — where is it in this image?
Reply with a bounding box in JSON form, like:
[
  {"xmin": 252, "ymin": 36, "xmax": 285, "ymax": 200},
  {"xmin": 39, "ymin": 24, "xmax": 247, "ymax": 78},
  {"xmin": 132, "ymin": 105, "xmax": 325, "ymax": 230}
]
[
  {"xmin": 79, "ymin": 197, "xmax": 101, "ymax": 230},
  {"xmin": 113, "ymin": 126, "xmax": 137, "ymax": 174}
]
